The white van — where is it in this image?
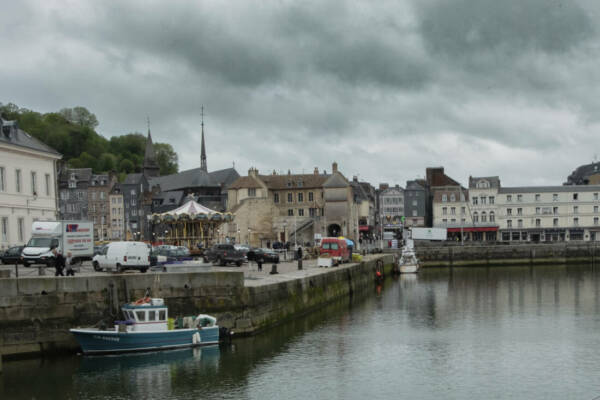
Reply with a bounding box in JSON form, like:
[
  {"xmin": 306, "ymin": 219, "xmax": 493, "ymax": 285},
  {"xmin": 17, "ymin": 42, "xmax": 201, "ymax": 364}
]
[{"xmin": 92, "ymin": 241, "xmax": 150, "ymax": 273}]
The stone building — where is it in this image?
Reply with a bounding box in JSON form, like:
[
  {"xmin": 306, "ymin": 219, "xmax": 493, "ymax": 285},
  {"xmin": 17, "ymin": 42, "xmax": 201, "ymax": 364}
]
[
  {"xmin": 87, "ymin": 173, "xmax": 118, "ymax": 241},
  {"xmin": 0, "ymin": 118, "xmax": 61, "ymax": 249},
  {"xmin": 378, "ymin": 184, "xmax": 404, "ymax": 239},
  {"xmin": 404, "ymin": 179, "xmax": 429, "ymax": 227},
  {"xmin": 58, "ymin": 168, "xmax": 92, "ymax": 221},
  {"xmin": 109, "ymin": 185, "xmax": 124, "ymax": 240},
  {"xmin": 225, "ymin": 162, "xmax": 362, "ymax": 248},
  {"xmin": 564, "ymin": 161, "xmax": 600, "ymax": 185}
]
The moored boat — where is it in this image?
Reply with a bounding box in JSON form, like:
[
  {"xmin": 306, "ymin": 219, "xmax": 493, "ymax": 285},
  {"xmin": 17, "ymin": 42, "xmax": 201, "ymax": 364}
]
[
  {"xmin": 398, "ymin": 238, "xmax": 420, "ymax": 274},
  {"xmin": 70, "ymin": 297, "xmax": 221, "ymax": 354}
]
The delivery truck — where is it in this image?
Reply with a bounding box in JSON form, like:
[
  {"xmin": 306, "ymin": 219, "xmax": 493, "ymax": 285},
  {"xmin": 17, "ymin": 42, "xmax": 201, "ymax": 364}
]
[{"xmin": 21, "ymin": 221, "xmax": 94, "ymax": 267}]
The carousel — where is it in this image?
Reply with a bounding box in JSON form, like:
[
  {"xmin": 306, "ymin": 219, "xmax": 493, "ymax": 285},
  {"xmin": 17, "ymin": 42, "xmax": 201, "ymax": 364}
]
[{"xmin": 152, "ymin": 197, "xmax": 234, "ymax": 248}]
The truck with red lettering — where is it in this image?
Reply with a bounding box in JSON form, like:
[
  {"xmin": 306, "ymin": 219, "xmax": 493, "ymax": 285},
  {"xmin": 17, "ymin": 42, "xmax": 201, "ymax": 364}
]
[{"xmin": 21, "ymin": 221, "xmax": 94, "ymax": 267}]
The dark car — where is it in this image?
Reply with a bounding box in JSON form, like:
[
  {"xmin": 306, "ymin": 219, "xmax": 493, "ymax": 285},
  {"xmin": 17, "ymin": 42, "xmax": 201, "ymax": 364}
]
[
  {"xmin": 204, "ymin": 244, "xmax": 246, "ymax": 266},
  {"xmin": 1, "ymin": 246, "xmax": 25, "ymax": 265},
  {"xmin": 252, "ymin": 248, "xmax": 280, "ymax": 264}
]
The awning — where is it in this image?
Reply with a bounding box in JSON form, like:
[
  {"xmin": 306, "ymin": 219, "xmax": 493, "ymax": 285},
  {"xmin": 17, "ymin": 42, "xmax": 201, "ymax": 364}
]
[
  {"xmin": 447, "ymin": 227, "xmax": 498, "ymax": 233},
  {"xmin": 359, "ymin": 225, "xmax": 372, "ymax": 232}
]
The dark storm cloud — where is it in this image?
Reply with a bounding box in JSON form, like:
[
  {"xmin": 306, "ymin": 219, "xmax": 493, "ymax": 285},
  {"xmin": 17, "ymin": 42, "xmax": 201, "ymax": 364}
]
[{"xmin": 2, "ymin": 0, "xmax": 600, "ymax": 187}]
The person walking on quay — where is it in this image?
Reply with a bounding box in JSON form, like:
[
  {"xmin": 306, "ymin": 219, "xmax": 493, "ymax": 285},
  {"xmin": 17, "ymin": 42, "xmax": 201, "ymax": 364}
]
[
  {"xmin": 65, "ymin": 251, "xmax": 75, "ymax": 276},
  {"xmin": 297, "ymin": 246, "xmax": 303, "ymax": 260},
  {"xmin": 52, "ymin": 248, "xmax": 65, "ymax": 277}
]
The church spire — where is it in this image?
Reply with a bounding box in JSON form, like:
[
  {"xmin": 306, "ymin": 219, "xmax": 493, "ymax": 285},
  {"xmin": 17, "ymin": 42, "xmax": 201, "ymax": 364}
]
[
  {"xmin": 143, "ymin": 116, "xmax": 160, "ymax": 178},
  {"xmin": 200, "ymin": 106, "xmax": 207, "ymax": 172}
]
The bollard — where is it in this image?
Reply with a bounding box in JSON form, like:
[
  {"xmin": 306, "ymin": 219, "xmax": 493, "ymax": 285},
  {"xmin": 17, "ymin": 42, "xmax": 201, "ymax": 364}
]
[
  {"xmin": 270, "ymin": 264, "xmax": 278, "ymax": 274},
  {"xmin": 297, "ymin": 258, "xmax": 303, "ymax": 270},
  {"xmin": 14, "ymin": 262, "xmax": 18, "ymax": 278},
  {"xmin": 38, "ymin": 265, "xmax": 45, "ymax": 276}
]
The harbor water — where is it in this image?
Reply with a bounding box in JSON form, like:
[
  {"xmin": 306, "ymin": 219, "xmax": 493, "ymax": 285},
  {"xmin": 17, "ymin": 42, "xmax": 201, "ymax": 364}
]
[{"xmin": 3, "ymin": 264, "xmax": 600, "ymax": 399}]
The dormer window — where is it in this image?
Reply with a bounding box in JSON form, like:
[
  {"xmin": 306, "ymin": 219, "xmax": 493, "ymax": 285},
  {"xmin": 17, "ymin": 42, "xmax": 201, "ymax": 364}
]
[
  {"xmin": 287, "ymin": 181, "xmax": 292, "ymax": 187},
  {"xmin": 297, "ymin": 180, "xmax": 303, "ymax": 187}
]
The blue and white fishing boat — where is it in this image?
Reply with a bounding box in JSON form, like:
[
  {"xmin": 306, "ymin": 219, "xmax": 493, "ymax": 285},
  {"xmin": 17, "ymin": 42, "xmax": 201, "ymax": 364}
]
[{"xmin": 70, "ymin": 297, "xmax": 221, "ymax": 354}]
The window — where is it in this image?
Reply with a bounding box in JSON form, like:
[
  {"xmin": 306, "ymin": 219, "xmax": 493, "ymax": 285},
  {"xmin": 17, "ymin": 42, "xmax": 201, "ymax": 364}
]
[
  {"xmin": 149, "ymin": 311, "xmax": 156, "ymax": 321},
  {"xmin": 298, "ymin": 193, "xmax": 303, "ymax": 202},
  {"xmin": 489, "ymin": 211, "xmax": 495, "ymax": 222},
  {"xmin": 442, "ymin": 207, "xmax": 447, "ymax": 215},
  {"xmin": 573, "ymin": 193, "xmax": 578, "ymax": 201},
  {"xmin": 481, "ymin": 196, "xmax": 486, "ymax": 205},
  {"xmin": 535, "ymin": 219, "xmax": 541, "ymax": 227},
  {"xmin": 136, "ymin": 311, "xmax": 146, "ymax": 322},
  {"xmin": 535, "ymin": 194, "xmax": 540, "ymax": 202},
  {"xmin": 1, "ymin": 217, "xmax": 8, "ymax": 242},
  {"xmin": 518, "ymin": 219, "xmax": 523, "ymax": 228},
  {"xmin": 68, "ymin": 179, "xmax": 76, "ymax": 189},
  {"xmin": 309, "ymin": 192, "xmax": 314, "ymax": 202},
  {"xmin": 77, "ymin": 191, "xmax": 84, "ymax": 200},
  {"xmin": 518, "ymin": 194, "xmax": 523, "ymax": 202},
  {"xmin": 412, "ymin": 210, "xmax": 418, "ymax": 216},
  {"xmin": 553, "ymin": 218, "xmax": 559, "ymax": 227},
  {"xmin": 450, "ymin": 194, "xmax": 456, "ymax": 202},
  {"xmin": 130, "ymin": 189, "xmax": 136, "ymax": 196},
  {"xmin": 91, "ymin": 192, "xmax": 96, "ymax": 201},
  {"xmin": 553, "ymin": 207, "xmax": 559, "ymax": 215},
  {"xmin": 507, "ymin": 195, "xmax": 512, "ymax": 202},
  {"xmin": 132, "ymin": 208, "xmax": 137, "ymax": 216},
  {"xmin": 451, "ymin": 218, "xmax": 456, "ymax": 224},
  {"xmin": 595, "ymin": 206, "xmax": 599, "ymax": 213},
  {"xmin": 574, "ymin": 217, "xmax": 579, "ymax": 226},
  {"xmin": 287, "ymin": 193, "xmax": 293, "ymax": 203},
  {"xmin": 274, "ymin": 193, "xmax": 279, "ymax": 203},
  {"xmin": 0, "ymin": 167, "xmax": 4, "ymax": 192},
  {"xmin": 517, "ymin": 208, "xmax": 522, "ymax": 216},
  {"xmin": 248, "ymin": 188, "xmax": 256, "ymax": 197},
  {"xmin": 535, "ymin": 207, "xmax": 540, "ymax": 215},
  {"xmin": 412, "ymin": 200, "xmax": 417, "ymax": 206},
  {"xmin": 461, "ymin": 207, "xmax": 466, "ymax": 215},
  {"xmin": 553, "ymin": 194, "xmax": 558, "ymax": 201},
  {"xmin": 595, "ymin": 193, "xmax": 599, "ymax": 201},
  {"xmin": 472, "ymin": 197, "xmax": 478, "ymax": 205},
  {"xmin": 17, "ymin": 217, "xmax": 24, "ymax": 242},
  {"xmin": 451, "ymin": 207, "xmax": 455, "ymax": 215},
  {"xmin": 442, "ymin": 194, "xmax": 447, "ymax": 202},
  {"xmin": 31, "ymin": 171, "xmax": 37, "ymax": 195},
  {"xmin": 159, "ymin": 310, "xmax": 166, "ymax": 321},
  {"xmin": 507, "ymin": 219, "xmax": 512, "ymax": 228},
  {"xmin": 15, "ymin": 169, "xmax": 21, "ymax": 193},
  {"xmin": 309, "ymin": 208, "xmax": 316, "ymax": 217},
  {"xmin": 595, "ymin": 217, "xmax": 599, "ymax": 226},
  {"xmin": 131, "ymin": 198, "xmax": 137, "ymax": 206},
  {"xmin": 489, "ymin": 196, "xmax": 495, "ymax": 205},
  {"xmin": 481, "ymin": 212, "xmax": 487, "ymax": 222},
  {"xmin": 573, "ymin": 206, "xmax": 578, "ymax": 214},
  {"xmin": 442, "ymin": 219, "xmax": 447, "ymax": 225},
  {"xmin": 45, "ymin": 174, "xmax": 50, "ymax": 196},
  {"xmin": 507, "ymin": 208, "xmax": 512, "ymax": 216},
  {"xmin": 100, "ymin": 192, "xmax": 105, "ymax": 200},
  {"xmin": 473, "ymin": 212, "xmax": 479, "ymax": 222},
  {"xmin": 288, "ymin": 209, "xmax": 294, "ymax": 216},
  {"xmin": 298, "ymin": 208, "xmax": 304, "ymax": 216}
]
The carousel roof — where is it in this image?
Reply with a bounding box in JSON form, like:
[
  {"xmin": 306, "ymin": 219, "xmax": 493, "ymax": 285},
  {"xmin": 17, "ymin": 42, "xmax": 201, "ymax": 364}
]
[{"xmin": 153, "ymin": 198, "xmax": 233, "ymax": 221}]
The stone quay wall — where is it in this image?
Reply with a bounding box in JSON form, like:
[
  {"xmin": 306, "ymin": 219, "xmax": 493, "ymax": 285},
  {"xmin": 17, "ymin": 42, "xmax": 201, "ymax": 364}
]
[
  {"xmin": 0, "ymin": 255, "xmax": 393, "ymax": 359},
  {"xmin": 414, "ymin": 243, "xmax": 600, "ymax": 267}
]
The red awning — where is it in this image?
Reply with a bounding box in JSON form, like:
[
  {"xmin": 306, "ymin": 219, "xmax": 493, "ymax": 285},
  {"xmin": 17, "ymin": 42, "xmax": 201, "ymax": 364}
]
[
  {"xmin": 447, "ymin": 227, "xmax": 498, "ymax": 233},
  {"xmin": 359, "ymin": 225, "xmax": 371, "ymax": 232}
]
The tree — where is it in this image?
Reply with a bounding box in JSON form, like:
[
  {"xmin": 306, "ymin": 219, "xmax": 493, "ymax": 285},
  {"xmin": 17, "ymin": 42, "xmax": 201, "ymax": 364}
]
[
  {"xmin": 59, "ymin": 106, "xmax": 99, "ymax": 129},
  {"xmin": 99, "ymin": 153, "xmax": 117, "ymax": 172},
  {"xmin": 154, "ymin": 143, "xmax": 179, "ymax": 175},
  {"xmin": 119, "ymin": 159, "xmax": 135, "ymax": 173}
]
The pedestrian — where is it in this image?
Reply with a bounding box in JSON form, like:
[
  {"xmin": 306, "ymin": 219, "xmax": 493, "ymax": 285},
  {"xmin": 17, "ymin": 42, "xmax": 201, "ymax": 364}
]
[
  {"xmin": 297, "ymin": 246, "xmax": 303, "ymax": 260},
  {"xmin": 52, "ymin": 248, "xmax": 65, "ymax": 277},
  {"xmin": 257, "ymin": 257, "xmax": 263, "ymax": 272},
  {"xmin": 65, "ymin": 251, "xmax": 75, "ymax": 276}
]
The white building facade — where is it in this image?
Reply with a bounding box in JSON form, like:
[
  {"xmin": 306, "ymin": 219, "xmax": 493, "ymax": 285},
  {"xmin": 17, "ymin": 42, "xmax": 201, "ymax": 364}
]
[{"xmin": 0, "ymin": 119, "xmax": 61, "ymax": 249}]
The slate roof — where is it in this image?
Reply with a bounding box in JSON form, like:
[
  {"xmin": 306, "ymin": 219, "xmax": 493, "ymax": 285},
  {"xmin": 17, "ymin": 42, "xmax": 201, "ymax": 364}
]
[
  {"xmin": 469, "ymin": 176, "xmax": 501, "ymax": 189},
  {"xmin": 433, "ymin": 188, "xmax": 469, "ymax": 202},
  {"xmin": 565, "ymin": 162, "xmax": 600, "ymax": 185},
  {"xmin": 405, "ymin": 180, "xmax": 426, "ymax": 191},
  {"xmin": 351, "ymin": 181, "xmax": 368, "ymax": 202},
  {"xmin": 229, "ymin": 172, "xmax": 331, "ymax": 190},
  {"xmin": 123, "ymin": 173, "xmax": 144, "ymax": 185},
  {"xmin": 59, "ymin": 168, "xmax": 93, "ymax": 184},
  {"xmin": 0, "ymin": 118, "xmax": 61, "ymax": 156},
  {"xmin": 152, "ymin": 190, "xmax": 185, "ymax": 213},
  {"xmin": 149, "ymin": 167, "xmax": 239, "ymax": 192}
]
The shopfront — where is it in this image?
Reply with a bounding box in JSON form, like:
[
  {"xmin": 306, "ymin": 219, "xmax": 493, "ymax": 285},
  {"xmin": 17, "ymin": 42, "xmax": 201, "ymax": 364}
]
[{"xmin": 447, "ymin": 226, "xmax": 498, "ymax": 241}]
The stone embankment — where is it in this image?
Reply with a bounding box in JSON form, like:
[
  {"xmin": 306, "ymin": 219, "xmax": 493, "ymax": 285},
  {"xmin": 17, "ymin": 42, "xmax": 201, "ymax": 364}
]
[
  {"xmin": 414, "ymin": 242, "xmax": 600, "ymax": 267},
  {"xmin": 0, "ymin": 255, "xmax": 393, "ymax": 360}
]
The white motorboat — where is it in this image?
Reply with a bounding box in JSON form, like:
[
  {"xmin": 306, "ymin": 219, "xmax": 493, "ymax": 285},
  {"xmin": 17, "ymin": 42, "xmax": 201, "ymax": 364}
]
[{"xmin": 398, "ymin": 238, "xmax": 419, "ymax": 274}]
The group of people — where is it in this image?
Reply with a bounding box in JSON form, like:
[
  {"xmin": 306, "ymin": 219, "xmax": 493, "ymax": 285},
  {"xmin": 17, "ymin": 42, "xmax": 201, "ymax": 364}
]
[{"xmin": 51, "ymin": 248, "xmax": 76, "ymax": 277}]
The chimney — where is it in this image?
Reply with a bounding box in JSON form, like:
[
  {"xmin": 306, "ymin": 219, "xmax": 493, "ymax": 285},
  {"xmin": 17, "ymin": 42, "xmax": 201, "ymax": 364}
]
[
  {"xmin": 379, "ymin": 183, "xmax": 389, "ymax": 190},
  {"xmin": 272, "ymin": 170, "xmax": 277, "ymax": 175},
  {"xmin": 353, "ymin": 176, "xmax": 358, "ymax": 182},
  {"xmin": 288, "ymin": 169, "xmax": 291, "ymax": 175},
  {"xmin": 248, "ymin": 167, "xmax": 258, "ymax": 177},
  {"xmin": 314, "ymin": 167, "xmax": 319, "ymax": 175},
  {"xmin": 332, "ymin": 162, "xmax": 338, "ymax": 173}
]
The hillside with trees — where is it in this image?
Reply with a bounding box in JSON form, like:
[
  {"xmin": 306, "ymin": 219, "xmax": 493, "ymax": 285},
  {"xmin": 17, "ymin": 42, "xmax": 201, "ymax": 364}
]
[{"xmin": 0, "ymin": 103, "xmax": 178, "ymax": 180}]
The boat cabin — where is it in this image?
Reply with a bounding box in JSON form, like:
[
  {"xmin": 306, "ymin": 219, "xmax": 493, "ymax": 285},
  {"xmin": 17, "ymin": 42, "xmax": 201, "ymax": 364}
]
[{"xmin": 121, "ymin": 298, "xmax": 168, "ymax": 332}]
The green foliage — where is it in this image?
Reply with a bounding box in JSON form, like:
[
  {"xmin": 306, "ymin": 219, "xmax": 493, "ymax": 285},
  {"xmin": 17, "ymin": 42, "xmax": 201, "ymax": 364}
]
[
  {"xmin": 154, "ymin": 143, "xmax": 179, "ymax": 175},
  {"xmin": 0, "ymin": 103, "xmax": 179, "ymax": 178}
]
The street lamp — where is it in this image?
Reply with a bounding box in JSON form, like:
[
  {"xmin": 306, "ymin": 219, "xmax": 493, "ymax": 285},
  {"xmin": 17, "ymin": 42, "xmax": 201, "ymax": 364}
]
[
  {"xmin": 247, "ymin": 228, "xmax": 251, "ymax": 246},
  {"xmin": 283, "ymin": 222, "xmax": 287, "ymax": 260},
  {"xmin": 237, "ymin": 229, "xmax": 240, "ymax": 244}
]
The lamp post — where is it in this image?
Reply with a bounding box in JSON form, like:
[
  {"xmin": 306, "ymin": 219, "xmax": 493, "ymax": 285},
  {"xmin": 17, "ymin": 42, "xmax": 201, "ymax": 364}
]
[
  {"xmin": 237, "ymin": 229, "xmax": 240, "ymax": 244},
  {"xmin": 247, "ymin": 228, "xmax": 251, "ymax": 246},
  {"xmin": 283, "ymin": 222, "xmax": 287, "ymax": 260}
]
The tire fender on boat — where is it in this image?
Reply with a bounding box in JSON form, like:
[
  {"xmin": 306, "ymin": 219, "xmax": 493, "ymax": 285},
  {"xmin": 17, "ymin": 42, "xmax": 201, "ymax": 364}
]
[{"xmin": 193, "ymin": 332, "xmax": 201, "ymax": 344}]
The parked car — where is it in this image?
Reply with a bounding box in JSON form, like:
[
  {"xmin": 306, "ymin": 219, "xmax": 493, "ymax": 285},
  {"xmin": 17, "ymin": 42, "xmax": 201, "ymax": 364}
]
[
  {"xmin": 92, "ymin": 241, "xmax": 150, "ymax": 273},
  {"xmin": 204, "ymin": 244, "xmax": 246, "ymax": 266},
  {"xmin": 0, "ymin": 246, "xmax": 24, "ymax": 265},
  {"xmin": 251, "ymin": 248, "xmax": 280, "ymax": 264}
]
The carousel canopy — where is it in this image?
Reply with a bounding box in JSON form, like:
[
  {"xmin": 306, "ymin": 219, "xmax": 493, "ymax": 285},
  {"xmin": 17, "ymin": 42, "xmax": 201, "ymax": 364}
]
[{"xmin": 153, "ymin": 198, "xmax": 231, "ymax": 221}]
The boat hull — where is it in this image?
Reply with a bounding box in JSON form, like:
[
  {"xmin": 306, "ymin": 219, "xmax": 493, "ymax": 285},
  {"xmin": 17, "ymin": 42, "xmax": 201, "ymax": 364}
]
[
  {"xmin": 399, "ymin": 264, "xmax": 419, "ymax": 274},
  {"xmin": 70, "ymin": 327, "xmax": 220, "ymax": 354}
]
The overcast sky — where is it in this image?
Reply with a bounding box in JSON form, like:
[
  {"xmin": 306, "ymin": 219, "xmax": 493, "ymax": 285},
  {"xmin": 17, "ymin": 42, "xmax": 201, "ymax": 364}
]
[{"xmin": 2, "ymin": 0, "xmax": 599, "ymax": 187}]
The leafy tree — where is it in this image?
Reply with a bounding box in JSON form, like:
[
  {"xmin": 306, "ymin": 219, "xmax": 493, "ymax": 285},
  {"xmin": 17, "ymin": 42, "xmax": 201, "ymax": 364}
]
[
  {"xmin": 119, "ymin": 159, "xmax": 135, "ymax": 173},
  {"xmin": 99, "ymin": 153, "xmax": 117, "ymax": 172},
  {"xmin": 59, "ymin": 106, "xmax": 99, "ymax": 129},
  {"xmin": 154, "ymin": 143, "xmax": 178, "ymax": 175}
]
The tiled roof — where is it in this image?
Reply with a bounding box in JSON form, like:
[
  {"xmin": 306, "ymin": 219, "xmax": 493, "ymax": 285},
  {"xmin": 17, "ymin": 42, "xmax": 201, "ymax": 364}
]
[
  {"xmin": 149, "ymin": 167, "xmax": 239, "ymax": 192},
  {"xmin": 433, "ymin": 188, "xmax": 469, "ymax": 202},
  {"xmin": 565, "ymin": 162, "xmax": 600, "ymax": 185},
  {"xmin": 229, "ymin": 173, "xmax": 331, "ymax": 190},
  {"xmin": 469, "ymin": 176, "xmax": 501, "ymax": 189},
  {"xmin": 59, "ymin": 168, "xmax": 93, "ymax": 183}
]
